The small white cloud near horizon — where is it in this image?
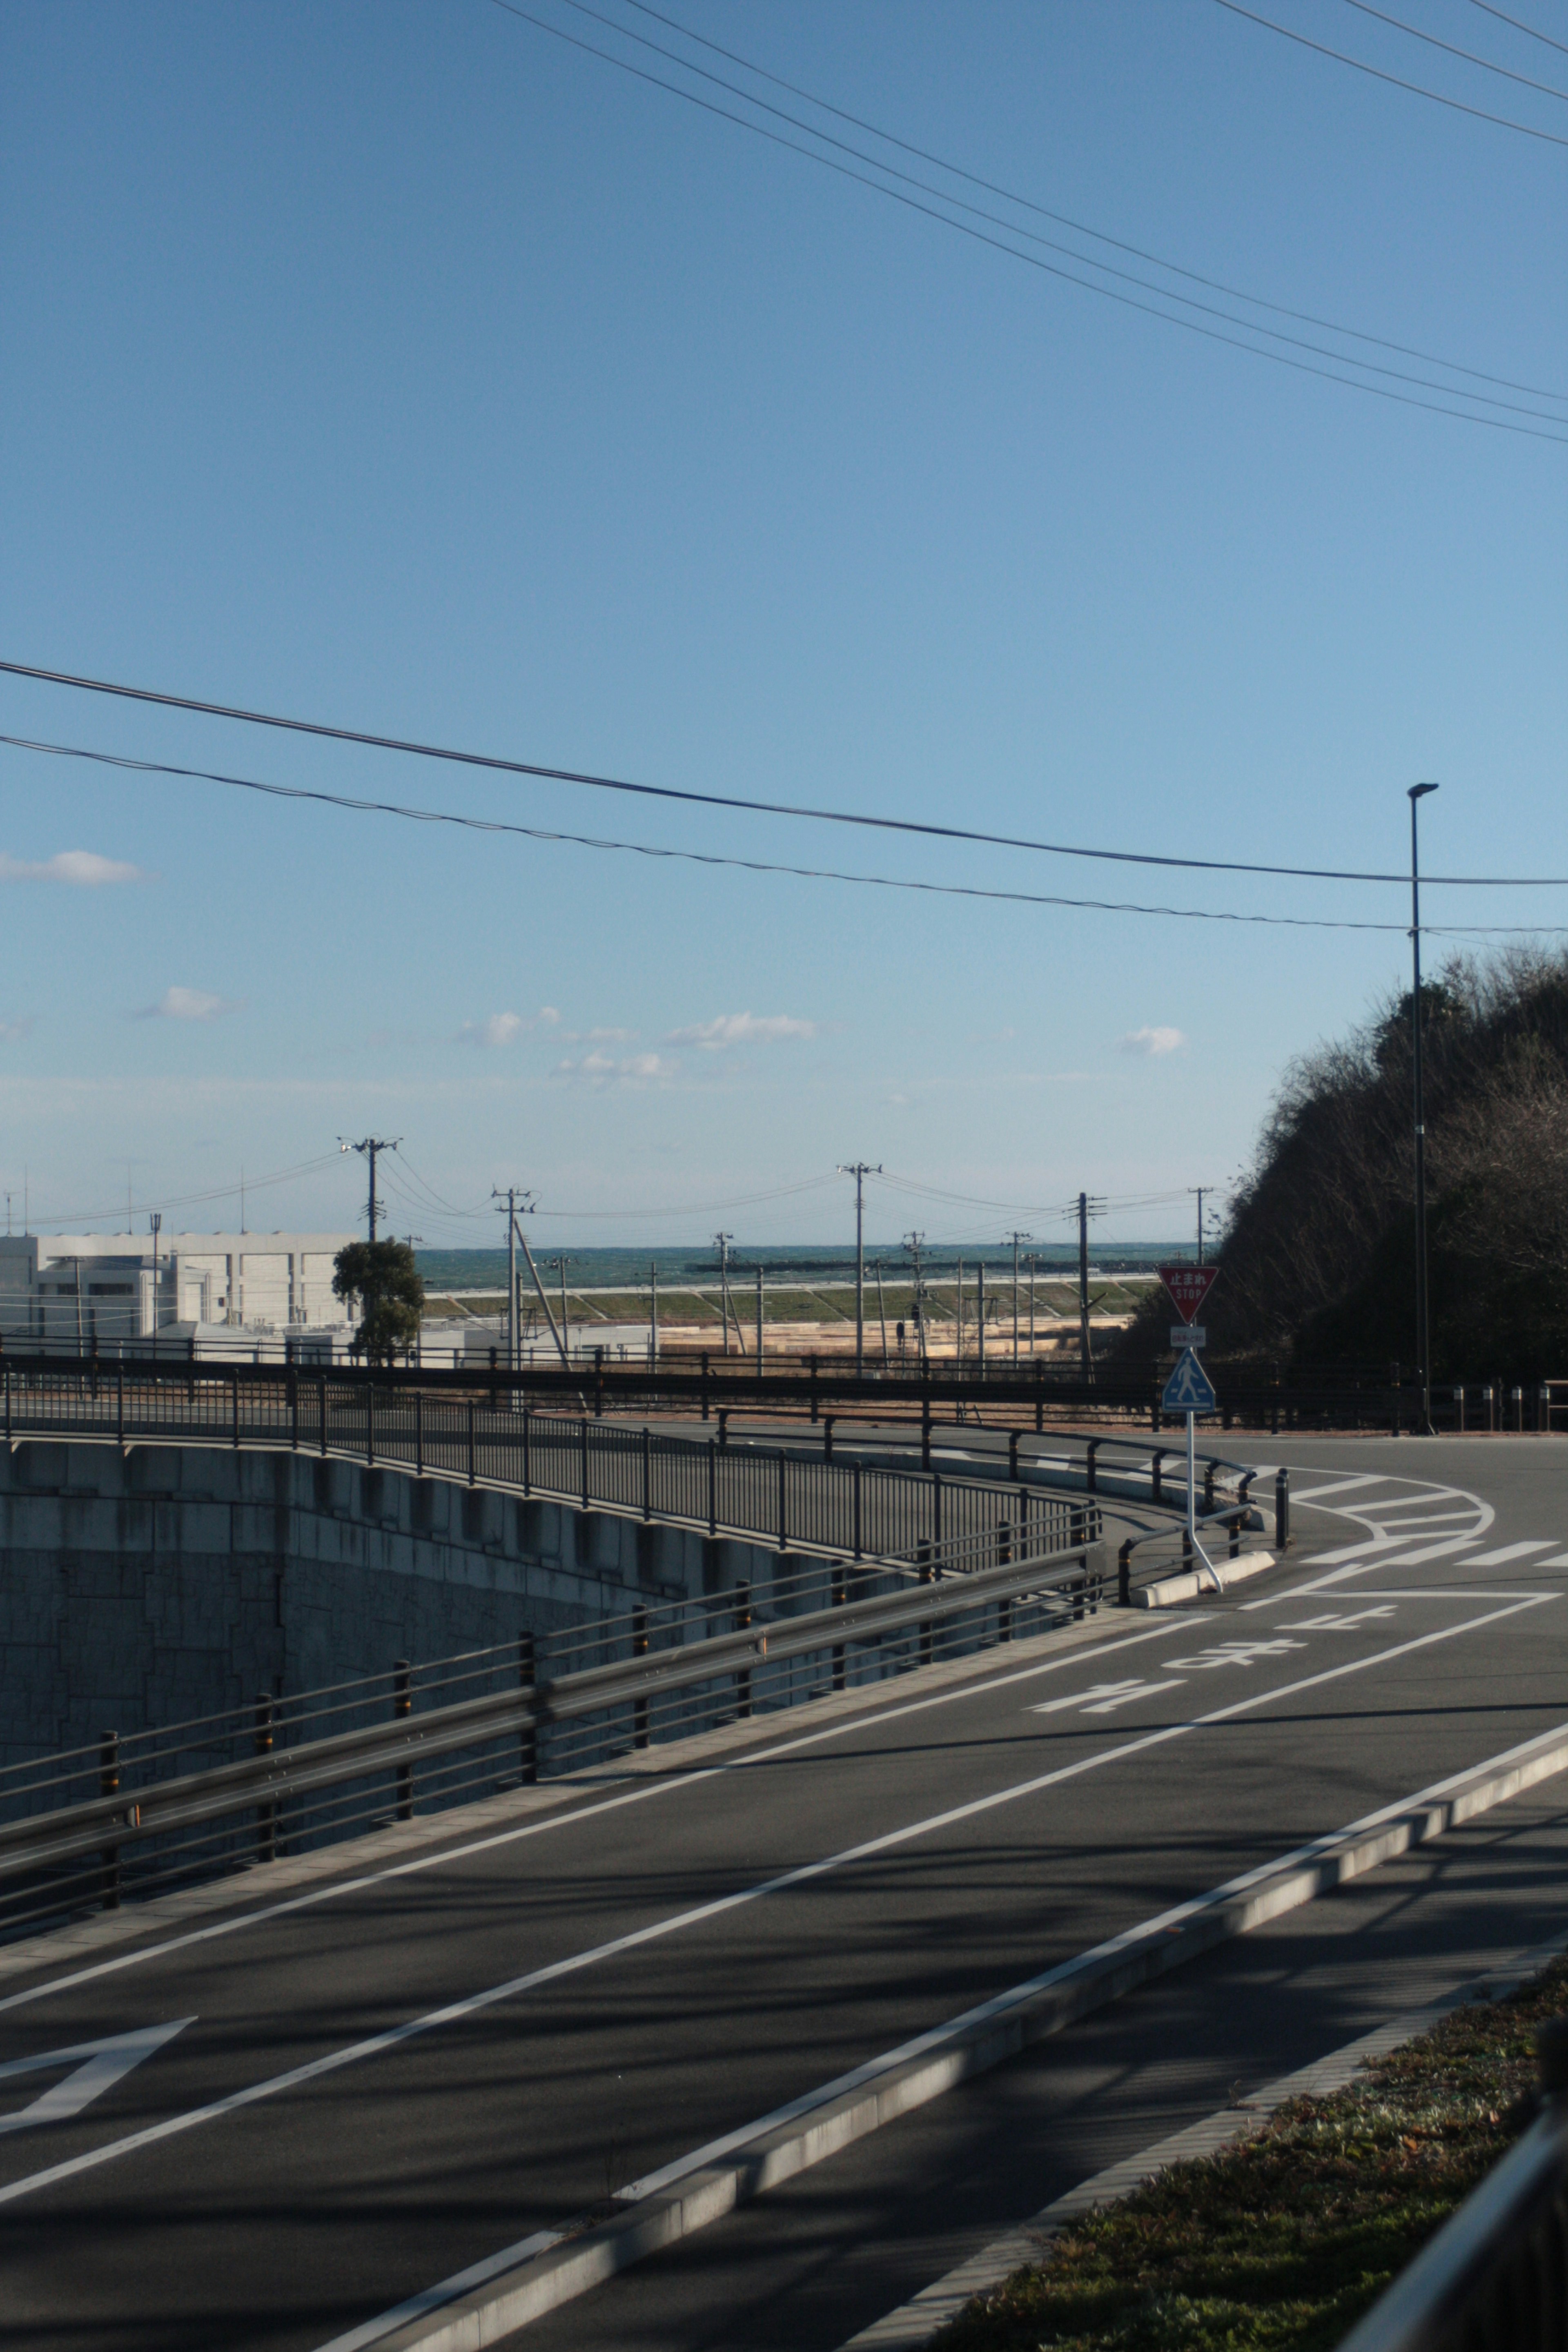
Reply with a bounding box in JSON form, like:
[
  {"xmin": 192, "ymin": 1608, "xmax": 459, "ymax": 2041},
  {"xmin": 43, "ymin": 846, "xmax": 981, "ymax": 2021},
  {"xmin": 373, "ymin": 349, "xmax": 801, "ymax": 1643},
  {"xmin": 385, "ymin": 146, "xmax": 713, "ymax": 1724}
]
[
  {"xmin": 666, "ymin": 1011, "xmax": 817, "ymax": 1050},
  {"xmin": 138, "ymin": 986, "xmax": 234, "ymax": 1022},
  {"xmin": 0, "ymin": 849, "xmax": 145, "ymax": 886},
  {"xmin": 1118, "ymin": 1026, "xmax": 1186, "ymax": 1058},
  {"xmin": 555, "ymin": 1049, "xmax": 679, "ymax": 1086},
  {"xmin": 456, "ymin": 1007, "xmax": 568, "ymax": 1047}
]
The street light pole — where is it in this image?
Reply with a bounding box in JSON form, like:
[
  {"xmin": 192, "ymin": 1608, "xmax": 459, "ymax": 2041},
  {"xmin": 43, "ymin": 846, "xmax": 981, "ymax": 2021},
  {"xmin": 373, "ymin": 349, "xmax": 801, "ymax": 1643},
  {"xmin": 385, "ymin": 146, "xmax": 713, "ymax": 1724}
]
[{"xmin": 1410, "ymin": 783, "xmax": 1439, "ymax": 1437}]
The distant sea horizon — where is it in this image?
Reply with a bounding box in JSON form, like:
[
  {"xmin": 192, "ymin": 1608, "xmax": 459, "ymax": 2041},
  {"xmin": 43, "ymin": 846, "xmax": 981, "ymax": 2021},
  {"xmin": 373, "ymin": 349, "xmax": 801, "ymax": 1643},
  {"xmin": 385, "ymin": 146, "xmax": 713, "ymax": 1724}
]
[{"xmin": 416, "ymin": 1242, "xmax": 1194, "ymax": 1290}]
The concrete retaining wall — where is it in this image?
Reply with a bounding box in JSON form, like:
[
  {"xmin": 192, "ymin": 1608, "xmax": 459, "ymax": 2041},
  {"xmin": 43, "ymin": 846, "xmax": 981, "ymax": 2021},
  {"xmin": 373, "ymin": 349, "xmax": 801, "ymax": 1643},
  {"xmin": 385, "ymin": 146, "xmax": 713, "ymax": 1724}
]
[{"xmin": 0, "ymin": 1439, "xmax": 777, "ymax": 1763}]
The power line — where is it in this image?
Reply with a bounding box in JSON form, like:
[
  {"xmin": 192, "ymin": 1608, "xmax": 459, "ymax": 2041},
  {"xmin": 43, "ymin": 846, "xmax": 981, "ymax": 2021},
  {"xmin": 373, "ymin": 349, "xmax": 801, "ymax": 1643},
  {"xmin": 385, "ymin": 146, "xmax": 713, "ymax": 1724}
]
[
  {"xmin": 1212, "ymin": 0, "xmax": 1568, "ymax": 145},
  {"xmin": 4, "ymin": 727, "xmax": 1542, "ymax": 938},
  {"xmin": 1465, "ymin": 0, "xmax": 1568, "ymax": 62},
  {"xmin": 1339, "ymin": 0, "xmax": 1568, "ymax": 100},
  {"xmin": 622, "ymin": 0, "xmax": 1567, "ymax": 405},
  {"xmin": 17, "ymin": 1152, "xmax": 345, "ymax": 1233},
  {"xmin": 530, "ymin": 0, "xmax": 1566, "ymax": 428},
  {"xmin": 4, "ymin": 688, "xmax": 1566, "ymax": 889},
  {"xmin": 492, "ymin": 0, "xmax": 1568, "ymax": 437}
]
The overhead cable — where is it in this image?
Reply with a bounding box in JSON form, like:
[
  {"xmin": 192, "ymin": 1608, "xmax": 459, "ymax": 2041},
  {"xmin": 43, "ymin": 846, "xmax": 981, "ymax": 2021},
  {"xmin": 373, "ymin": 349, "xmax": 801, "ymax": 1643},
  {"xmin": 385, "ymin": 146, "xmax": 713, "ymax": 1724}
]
[
  {"xmin": 1212, "ymin": 0, "xmax": 1568, "ymax": 144},
  {"xmin": 2, "ymin": 728, "xmax": 1535, "ymax": 937},
  {"xmin": 492, "ymin": 0, "xmax": 1568, "ymax": 435},
  {"xmin": 5, "ymin": 679, "xmax": 1567, "ymax": 888},
  {"xmin": 1466, "ymin": 0, "xmax": 1568, "ymax": 59},
  {"xmin": 535, "ymin": 0, "xmax": 1564, "ymax": 426},
  {"xmin": 1338, "ymin": 0, "xmax": 1568, "ymax": 99},
  {"xmin": 621, "ymin": 0, "xmax": 1566, "ymax": 405}
]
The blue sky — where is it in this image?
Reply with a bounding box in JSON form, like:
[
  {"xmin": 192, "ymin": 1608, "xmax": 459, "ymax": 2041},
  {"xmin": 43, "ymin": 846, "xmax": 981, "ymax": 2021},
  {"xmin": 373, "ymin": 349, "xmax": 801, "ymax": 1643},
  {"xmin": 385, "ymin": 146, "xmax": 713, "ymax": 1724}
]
[{"xmin": 1, "ymin": 0, "xmax": 1564, "ymax": 1254}]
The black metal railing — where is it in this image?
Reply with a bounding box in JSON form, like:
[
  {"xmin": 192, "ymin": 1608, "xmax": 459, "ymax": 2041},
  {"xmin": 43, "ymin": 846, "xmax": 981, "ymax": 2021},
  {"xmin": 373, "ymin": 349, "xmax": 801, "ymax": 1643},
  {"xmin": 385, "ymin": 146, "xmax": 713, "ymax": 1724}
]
[
  {"xmin": 1336, "ymin": 2018, "xmax": 1568, "ymax": 2352},
  {"xmin": 0, "ymin": 1524, "xmax": 1105, "ymax": 1942}
]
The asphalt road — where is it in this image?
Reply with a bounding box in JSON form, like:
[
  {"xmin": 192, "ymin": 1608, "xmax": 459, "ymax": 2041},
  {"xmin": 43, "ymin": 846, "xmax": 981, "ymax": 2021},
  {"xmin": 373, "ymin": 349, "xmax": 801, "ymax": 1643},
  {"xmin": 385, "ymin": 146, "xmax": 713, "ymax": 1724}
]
[{"xmin": 0, "ymin": 1432, "xmax": 1564, "ymax": 2350}]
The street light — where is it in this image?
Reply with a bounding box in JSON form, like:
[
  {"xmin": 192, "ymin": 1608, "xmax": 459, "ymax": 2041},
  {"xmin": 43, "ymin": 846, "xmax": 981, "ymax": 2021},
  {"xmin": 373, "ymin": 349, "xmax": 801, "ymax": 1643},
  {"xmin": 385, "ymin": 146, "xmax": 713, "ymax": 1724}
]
[{"xmin": 1409, "ymin": 783, "xmax": 1439, "ymax": 1437}]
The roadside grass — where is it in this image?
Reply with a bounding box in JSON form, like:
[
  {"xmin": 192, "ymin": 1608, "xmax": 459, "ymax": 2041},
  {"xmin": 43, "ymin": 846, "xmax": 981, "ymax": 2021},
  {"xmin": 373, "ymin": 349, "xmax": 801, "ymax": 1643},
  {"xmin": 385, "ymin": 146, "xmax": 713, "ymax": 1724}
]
[{"xmin": 936, "ymin": 1956, "xmax": 1568, "ymax": 2352}]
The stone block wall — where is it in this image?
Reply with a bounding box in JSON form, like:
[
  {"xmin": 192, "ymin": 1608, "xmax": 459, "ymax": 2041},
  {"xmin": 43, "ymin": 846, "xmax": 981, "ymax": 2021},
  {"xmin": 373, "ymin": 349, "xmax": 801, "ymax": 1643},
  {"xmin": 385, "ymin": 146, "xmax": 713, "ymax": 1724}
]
[{"xmin": 0, "ymin": 1438, "xmax": 776, "ymax": 1764}]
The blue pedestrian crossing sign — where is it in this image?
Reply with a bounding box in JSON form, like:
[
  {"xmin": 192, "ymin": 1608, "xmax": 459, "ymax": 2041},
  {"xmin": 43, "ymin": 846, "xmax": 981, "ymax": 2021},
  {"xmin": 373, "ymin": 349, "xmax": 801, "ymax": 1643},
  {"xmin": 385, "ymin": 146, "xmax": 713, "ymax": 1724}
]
[{"xmin": 1162, "ymin": 1348, "xmax": 1217, "ymax": 1415}]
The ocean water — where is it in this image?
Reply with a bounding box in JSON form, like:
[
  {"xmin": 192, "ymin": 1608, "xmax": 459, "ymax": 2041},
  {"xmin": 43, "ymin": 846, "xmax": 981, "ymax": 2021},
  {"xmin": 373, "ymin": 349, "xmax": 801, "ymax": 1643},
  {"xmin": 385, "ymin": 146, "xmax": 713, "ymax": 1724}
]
[{"xmin": 417, "ymin": 1244, "xmax": 1183, "ymax": 1291}]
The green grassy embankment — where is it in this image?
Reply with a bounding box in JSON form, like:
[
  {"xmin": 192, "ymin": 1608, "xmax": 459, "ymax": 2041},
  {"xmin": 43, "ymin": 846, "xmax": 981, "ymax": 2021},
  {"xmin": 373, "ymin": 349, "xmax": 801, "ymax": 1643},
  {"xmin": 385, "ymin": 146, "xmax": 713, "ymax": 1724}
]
[{"xmin": 936, "ymin": 1957, "xmax": 1566, "ymax": 2352}]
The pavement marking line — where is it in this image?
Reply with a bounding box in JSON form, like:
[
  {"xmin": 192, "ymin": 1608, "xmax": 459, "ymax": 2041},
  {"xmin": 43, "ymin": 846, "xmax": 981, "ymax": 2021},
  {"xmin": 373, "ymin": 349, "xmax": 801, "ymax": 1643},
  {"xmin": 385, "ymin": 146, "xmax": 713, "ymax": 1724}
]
[
  {"xmin": 0, "ymin": 1617, "xmax": 1207, "ymax": 2022},
  {"xmin": 1461, "ymin": 1541, "xmax": 1557, "ymax": 1566},
  {"xmin": 1538, "ymin": 1554, "xmax": 1568, "ymax": 1568},
  {"xmin": 0, "ymin": 2018, "xmax": 193, "ymax": 2136},
  {"xmin": 1287, "ymin": 1539, "xmax": 1486, "ymax": 1592},
  {"xmin": 1286, "ymin": 1476, "xmax": 1391, "ymax": 1504},
  {"xmin": 325, "ymin": 1708, "xmax": 1568, "ymax": 2352},
  {"xmin": 0, "ymin": 1597, "xmax": 1547, "ymax": 2216}
]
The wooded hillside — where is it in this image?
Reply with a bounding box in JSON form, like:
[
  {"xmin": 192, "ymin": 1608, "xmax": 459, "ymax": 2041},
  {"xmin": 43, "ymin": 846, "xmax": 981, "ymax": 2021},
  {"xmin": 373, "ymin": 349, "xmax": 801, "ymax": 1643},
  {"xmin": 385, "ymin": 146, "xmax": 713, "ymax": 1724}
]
[{"xmin": 1121, "ymin": 948, "xmax": 1568, "ymax": 1379}]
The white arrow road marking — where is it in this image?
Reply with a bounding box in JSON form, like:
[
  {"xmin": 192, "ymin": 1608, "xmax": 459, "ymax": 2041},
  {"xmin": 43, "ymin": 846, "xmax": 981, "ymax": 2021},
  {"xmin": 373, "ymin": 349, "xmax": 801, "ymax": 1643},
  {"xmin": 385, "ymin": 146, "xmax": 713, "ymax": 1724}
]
[
  {"xmin": 0, "ymin": 2020, "xmax": 193, "ymax": 2137},
  {"xmin": 1283, "ymin": 1608, "xmax": 1399, "ymax": 1632},
  {"xmin": 0, "ymin": 1596, "xmax": 1549, "ymax": 2212}
]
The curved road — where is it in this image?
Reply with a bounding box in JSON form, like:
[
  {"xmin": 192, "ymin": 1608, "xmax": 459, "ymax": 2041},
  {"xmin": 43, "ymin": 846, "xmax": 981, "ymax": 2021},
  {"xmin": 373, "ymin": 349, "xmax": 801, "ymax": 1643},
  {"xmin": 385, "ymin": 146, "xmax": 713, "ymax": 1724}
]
[{"xmin": 0, "ymin": 1433, "xmax": 1564, "ymax": 2350}]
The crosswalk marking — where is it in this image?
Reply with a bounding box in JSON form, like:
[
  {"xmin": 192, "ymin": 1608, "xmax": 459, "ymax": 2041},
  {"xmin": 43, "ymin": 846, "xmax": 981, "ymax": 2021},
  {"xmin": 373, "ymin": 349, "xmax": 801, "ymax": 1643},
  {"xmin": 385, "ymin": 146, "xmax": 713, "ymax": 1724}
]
[{"xmin": 1461, "ymin": 1541, "xmax": 1557, "ymax": 1566}]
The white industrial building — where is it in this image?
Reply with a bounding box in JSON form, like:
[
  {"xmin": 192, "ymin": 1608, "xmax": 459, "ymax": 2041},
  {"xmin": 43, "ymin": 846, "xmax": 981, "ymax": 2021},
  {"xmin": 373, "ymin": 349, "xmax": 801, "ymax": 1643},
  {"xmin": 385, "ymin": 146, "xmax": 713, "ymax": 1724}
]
[{"xmin": 0, "ymin": 1232, "xmax": 360, "ymax": 1355}]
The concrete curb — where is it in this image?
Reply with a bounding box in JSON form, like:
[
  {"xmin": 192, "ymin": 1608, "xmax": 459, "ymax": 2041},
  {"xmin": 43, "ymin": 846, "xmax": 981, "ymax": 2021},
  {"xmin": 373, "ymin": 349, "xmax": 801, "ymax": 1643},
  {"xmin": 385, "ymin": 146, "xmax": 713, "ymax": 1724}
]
[
  {"xmin": 836, "ymin": 1930, "xmax": 1568, "ymax": 2349},
  {"xmin": 331, "ymin": 1719, "xmax": 1568, "ymax": 2352},
  {"xmin": 1136, "ymin": 1550, "xmax": 1275, "ymax": 1608}
]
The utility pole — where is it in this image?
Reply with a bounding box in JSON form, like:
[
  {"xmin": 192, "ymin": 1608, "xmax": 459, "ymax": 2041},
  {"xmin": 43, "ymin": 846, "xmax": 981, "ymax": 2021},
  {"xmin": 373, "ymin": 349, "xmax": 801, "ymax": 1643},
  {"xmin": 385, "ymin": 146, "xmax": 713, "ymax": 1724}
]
[
  {"xmin": 550, "ymin": 1257, "xmax": 575, "ymax": 1366},
  {"xmin": 755, "ymin": 1263, "xmax": 764, "ymax": 1376},
  {"xmin": 977, "ymin": 1262, "xmax": 986, "ymax": 1372},
  {"xmin": 1007, "ymin": 1231, "xmax": 1032, "ymax": 1366},
  {"xmin": 492, "ymin": 1187, "xmax": 536, "ymax": 1372},
  {"xmin": 149, "ymin": 1212, "xmax": 162, "ymax": 1345},
  {"xmin": 340, "ymin": 1136, "xmax": 400, "ymax": 1243},
  {"xmin": 902, "ymin": 1232, "xmax": 928, "ymax": 1365},
  {"xmin": 649, "ymin": 1261, "xmax": 659, "ymax": 1369},
  {"xmin": 1410, "ymin": 783, "xmax": 1440, "ymax": 1436},
  {"xmin": 1188, "ymin": 1187, "xmax": 1220, "ymax": 1266},
  {"xmin": 837, "ymin": 1163, "xmax": 882, "ymax": 1380},
  {"xmin": 1077, "ymin": 1192, "xmax": 1106, "ymax": 1383},
  {"xmin": 875, "ymin": 1258, "xmax": 889, "ymax": 1368},
  {"xmin": 713, "ymin": 1232, "xmax": 734, "ymax": 1356},
  {"xmin": 956, "ymin": 1259, "xmax": 963, "ymax": 1364},
  {"xmin": 1025, "ymin": 1250, "xmax": 1038, "ymax": 1357}
]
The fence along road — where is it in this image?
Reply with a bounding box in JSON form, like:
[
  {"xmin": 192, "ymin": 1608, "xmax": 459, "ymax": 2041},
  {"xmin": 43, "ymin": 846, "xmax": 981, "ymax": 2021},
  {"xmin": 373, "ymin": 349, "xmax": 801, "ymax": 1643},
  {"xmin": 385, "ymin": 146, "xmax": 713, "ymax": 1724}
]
[
  {"xmin": 4, "ymin": 1439, "xmax": 1558, "ymax": 2351},
  {"xmin": 0, "ymin": 1356, "xmax": 1270, "ymax": 1563}
]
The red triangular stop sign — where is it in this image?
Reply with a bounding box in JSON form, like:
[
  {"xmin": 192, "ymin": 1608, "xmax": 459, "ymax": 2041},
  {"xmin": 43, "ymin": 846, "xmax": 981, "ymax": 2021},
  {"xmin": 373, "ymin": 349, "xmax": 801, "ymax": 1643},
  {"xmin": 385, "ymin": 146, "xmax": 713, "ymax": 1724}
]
[{"xmin": 1159, "ymin": 1263, "xmax": 1219, "ymax": 1322}]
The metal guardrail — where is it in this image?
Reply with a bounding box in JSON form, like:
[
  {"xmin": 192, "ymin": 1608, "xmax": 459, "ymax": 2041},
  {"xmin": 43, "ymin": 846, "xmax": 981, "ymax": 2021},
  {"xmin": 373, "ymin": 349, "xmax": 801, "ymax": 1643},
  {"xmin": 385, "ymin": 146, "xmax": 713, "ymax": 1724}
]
[
  {"xmin": 0, "ymin": 1527, "xmax": 1104, "ymax": 1938},
  {"xmin": 1336, "ymin": 2019, "xmax": 1568, "ymax": 2352},
  {"xmin": 0, "ymin": 1358, "xmax": 1273, "ymax": 1553}
]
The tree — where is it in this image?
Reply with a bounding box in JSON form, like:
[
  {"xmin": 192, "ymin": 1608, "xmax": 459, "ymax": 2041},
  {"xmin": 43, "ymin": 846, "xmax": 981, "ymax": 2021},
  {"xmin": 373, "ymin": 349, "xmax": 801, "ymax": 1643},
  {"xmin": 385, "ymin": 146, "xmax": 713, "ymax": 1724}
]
[{"xmin": 333, "ymin": 1240, "xmax": 424, "ymax": 1363}]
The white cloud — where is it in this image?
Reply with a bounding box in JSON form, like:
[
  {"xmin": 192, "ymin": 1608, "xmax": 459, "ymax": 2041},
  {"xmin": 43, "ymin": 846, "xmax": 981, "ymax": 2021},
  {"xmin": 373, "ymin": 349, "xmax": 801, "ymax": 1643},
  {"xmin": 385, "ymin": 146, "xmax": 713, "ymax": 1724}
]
[
  {"xmin": 555, "ymin": 1049, "xmax": 679, "ymax": 1086},
  {"xmin": 587, "ymin": 1026, "xmax": 637, "ymax": 1042},
  {"xmin": 0, "ymin": 849, "xmax": 145, "ymax": 886},
  {"xmin": 1118, "ymin": 1026, "xmax": 1186, "ymax": 1058},
  {"xmin": 138, "ymin": 985, "xmax": 234, "ymax": 1022},
  {"xmin": 666, "ymin": 1011, "xmax": 817, "ymax": 1050},
  {"xmin": 456, "ymin": 1007, "xmax": 571, "ymax": 1047}
]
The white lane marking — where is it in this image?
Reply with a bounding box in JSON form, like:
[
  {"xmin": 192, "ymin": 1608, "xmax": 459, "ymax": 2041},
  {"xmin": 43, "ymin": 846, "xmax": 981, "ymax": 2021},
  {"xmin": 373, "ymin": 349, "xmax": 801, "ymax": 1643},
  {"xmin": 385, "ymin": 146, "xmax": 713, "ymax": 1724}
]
[
  {"xmin": 0, "ymin": 1618, "xmax": 1205, "ymax": 2022},
  {"xmin": 1290, "ymin": 1538, "xmax": 1484, "ymax": 1591},
  {"xmin": 1080, "ymin": 1682, "xmax": 1186, "ymax": 1715},
  {"xmin": 0, "ymin": 2019, "xmax": 192, "ymax": 2136},
  {"xmin": 613, "ymin": 1699, "xmax": 1568, "ymax": 2208},
  {"xmin": 1287, "ymin": 1476, "xmax": 1390, "ymax": 1503},
  {"xmin": 0, "ymin": 1595, "xmax": 1550, "ymax": 2212},
  {"xmin": 1028, "ymin": 1682, "xmax": 1144, "ymax": 1716},
  {"xmin": 1162, "ymin": 1639, "xmax": 1305, "ymax": 1671},
  {"xmin": 1283, "ymin": 1609, "xmax": 1398, "ymax": 1631},
  {"xmin": 1307, "ymin": 1524, "xmax": 1477, "ymax": 1567},
  {"xmin": 1245, "ymin": 1588, "xmax": 1539, "ymax": 1610},
  {"xmin": 1537, "ymin": 1555, "xmax": 1568, "ymax": 1569},
  {"xmin": 1462, "ymin": 1541, "xmax": 1557, "ymax": 1566}
]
